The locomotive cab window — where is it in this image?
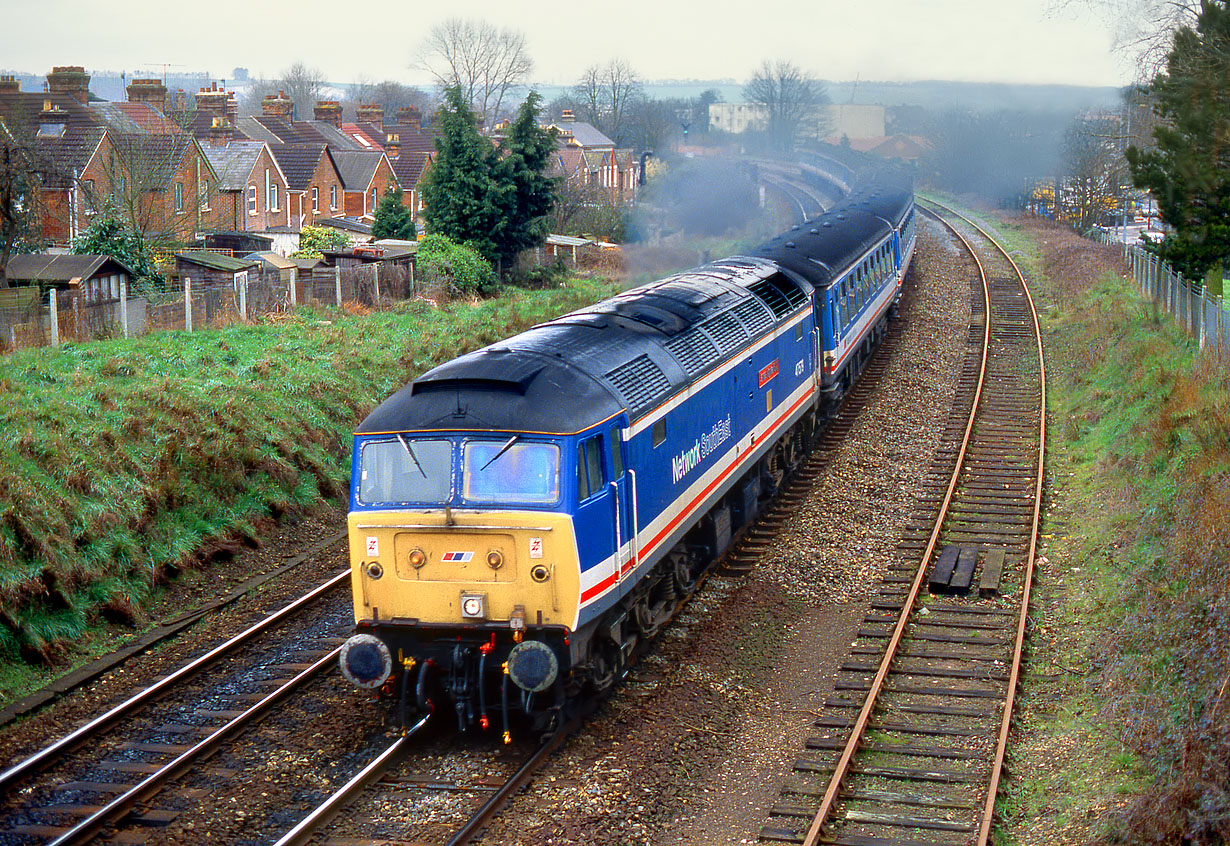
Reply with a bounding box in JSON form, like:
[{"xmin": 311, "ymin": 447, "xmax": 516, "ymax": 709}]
[
  {"xmin": 609, "ymin": 427, "xmax": 624, "ymax": 478},
  {"xmin": 359, "ymin": 437, "xmax": 452, "ymax": 505},
  {"xmin": 463, "ymin": 440, "xmax": 560, "ymax": 504},
  {"xmin": 577, "ymin": 436, "xmax": 606, "ymax": 501}
]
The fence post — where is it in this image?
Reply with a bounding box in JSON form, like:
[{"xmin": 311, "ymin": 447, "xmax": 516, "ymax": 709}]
[
  {"xmin": 240, "ymin": 272, "xmax": 248, "ymax": 321},
  {"xmin": 120, "ymin": 278, "xmax": 129, "ymax": 339},
  {"xmin": 373, "ymin": 262, "xmax": 380, "ymax": 304},
  {"xmin": 290, "ymin": 267, "xmax": 298, "ymax": 307},
  {"xmin": 49, "ymin": 288, "xmax": 59, "ymax": 346},
  {"xmin": 184, "ymin": 277, "xmax": 193, "ymax": 332},
  {"xmin": 335, "ymin": 266, "xmax": 342, "ymax": 308}
]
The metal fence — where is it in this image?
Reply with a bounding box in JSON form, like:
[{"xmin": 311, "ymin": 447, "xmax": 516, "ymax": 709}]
[
  {"xmin": 1093, "ymin": 230, "xmax": 1229, "ymax": 357},
  {"xmin": 0, "ymin": 262, "xmax": 420, "ymax": 354}
]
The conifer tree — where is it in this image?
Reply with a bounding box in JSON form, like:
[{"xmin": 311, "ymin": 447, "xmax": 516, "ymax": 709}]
[
  {"xmin": 1127, "ymin": 0, "xmax": 1230, "ymax": 289},
  {"xmin": 371, "ymin": 188, "xmax": 416, "ymax": 241},
  {"xmin": 420, "ymin": 86, "xmax": 510, "ymax": 266},
  {"xmin": 496, "ymin": 91, "xmax": 559, "ymax": 264}
]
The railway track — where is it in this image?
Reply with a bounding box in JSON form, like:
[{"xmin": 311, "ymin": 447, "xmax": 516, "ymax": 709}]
[
  {"xmin": 759, "ymin": 199, "xmax": 1046, "ymax": 846},
  {"xmin": 0, "ymin": 563, "xmax": 352, "ymax": 845}
]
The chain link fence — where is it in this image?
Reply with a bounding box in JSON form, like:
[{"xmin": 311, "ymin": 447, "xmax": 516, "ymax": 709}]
[
  {"xmin": 1093, "ymin": 230, "xmax": 1229, "ymax": 357},
  {"xmin": 0, "ymin": 262, "xmax": 419, "ymax": 354}
]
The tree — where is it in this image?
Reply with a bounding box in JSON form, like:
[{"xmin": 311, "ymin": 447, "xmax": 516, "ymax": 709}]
[
  {"xmin": 371, "ymin": 188, "xmax": 416, "ymax": 241},
  {"xmin": 291, "ymin": 224, "xmax": 350, "ymax": 259},
  {"xmin": 496, "ymin": 92, "xmax": 558, "ymax": 264},
  {"xmin": 346, "ymin": 78, "xmax": 432, "ymax": 120},
  {"xmin": 71, "ymin": 205, "xmax": 165, "ymax": 292},
  {"xmin": 420, "ymin": 85, "xmax": 510, "ymax": 266},
  {"xmin": 415, "ymin": 19, "xmax": 532, "ymax": 129},
  {"xmin": 743, "ymin": 60, "xmax": 828, "ymax": 153},
  {"xmin": 1058, "ymin": 113, "xmax": 1127, "ymax": 232},
  {"xmin": 573, "ymin": 59, "xmax": 643, "ymax": 147},
  {"xmin": 278, "ymin": 62, "xmax": 328, "ymax": 120},
  {"xmin": 1127, "ymin": 0, "xmax": 1230, "ymax": 287},
  {"xmin": 0, "ymin": 121, "xmax": 43, "ymax": 287}
]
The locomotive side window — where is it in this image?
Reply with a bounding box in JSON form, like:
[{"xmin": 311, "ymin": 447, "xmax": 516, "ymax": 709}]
[
  {"xmin": 652, "ymin": 420, "xmax": 666, "ymax": 447},
  {"xmin": 609, "ymin": 428, "xmax": 624, "ymax": 478},
  {"xmin": 577, "ymin": 436, "xmax": 606, "ymax": 501},
  {"xmin": 359, "ymin": 438, "xmax": 452, "ymax": 505},
  {"xmin": 463, "ymin": 441, "xmax": 560, "ymax": 504}
]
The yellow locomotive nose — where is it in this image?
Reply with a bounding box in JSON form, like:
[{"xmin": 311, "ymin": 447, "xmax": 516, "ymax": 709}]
[{"xmin": 348, "ymin": 509, "xmax": 580, "ymax": 630}]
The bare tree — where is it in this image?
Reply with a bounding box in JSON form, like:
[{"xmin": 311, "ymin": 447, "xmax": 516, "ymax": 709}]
[
  {"xmin": 344, "ymin": 78, "xmax": 433, "ymax": 120},
  {"xmin": 743, "ymin": 60, "xmax": 828, "ymax": 153},
  {"xmin": 277, "ymin": 62, "xmax": 329, "ymax": 120},
  {"xmin": 1059, "ymin": 0, "xmax": 1201, "ymax": 77},
  {"xmin": 573, "ymin": 59, "xmax": 643, "ymax": 147},
  {"xmin": 415, "ymin": 18, "xmax": 532, "ymax": 128},
  {"xmin": 0, "ymin": 118, "xmax": 44, "ymax": 287}
]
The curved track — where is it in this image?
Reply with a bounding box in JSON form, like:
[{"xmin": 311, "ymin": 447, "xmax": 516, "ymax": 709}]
[{"xmin": 759, "ymin": 199, "xmax": 1046, "ymax": 846}]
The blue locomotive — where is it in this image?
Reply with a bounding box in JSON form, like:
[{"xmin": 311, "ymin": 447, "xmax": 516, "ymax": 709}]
[{"xmin": 339, "ymin": 162, "xmax": 915, "ymax": 736}]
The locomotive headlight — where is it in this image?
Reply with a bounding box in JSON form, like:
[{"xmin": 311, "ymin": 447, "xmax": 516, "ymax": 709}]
[
  {"xmin": 486, "ymin": 550, "xmax": 504, "ymax": 570},
  {"xmin": 460, "ymin": 592, "xmax": 486, "ymax": 619},
  {"xmin": 365, "ymin": 561, "xmax": 384, "ymax": 579},
  {"xmin": 407, "ymin": 548, "xmax": 427, "ymax": 569}
]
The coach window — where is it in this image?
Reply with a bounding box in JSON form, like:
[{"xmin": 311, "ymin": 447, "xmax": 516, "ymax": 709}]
[
  {"xmin": 608, "ymin": 427, "xmax": 624, "ymax": 478},
  {"xmin": 652, "ymin": 420, "xmax": 666, "ymax": 448}
]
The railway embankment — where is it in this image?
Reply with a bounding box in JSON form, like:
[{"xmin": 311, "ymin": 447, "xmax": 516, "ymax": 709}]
[
  {"xmin": 0, "ymin": 276, "xmax": 620, "ymax": 703},
  {"xmin": 978, "ymin": 211, "xmax": 1229, "ymax": 844}
]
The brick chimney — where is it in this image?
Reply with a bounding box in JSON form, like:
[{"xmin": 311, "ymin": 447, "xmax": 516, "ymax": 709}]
[
  {"xmin": 396, "ymin": 106, "xmax": 420, "ymax": 131},
  {"xmin": 208, "ymin": 115, "xmax": 233, "ymax": 147},
  {"xmin": 261, "ymin": 90, "xmax": 293, "ymax": 120},
  {"xmin": 46, "ymin": 66, "xmax": 91, "ymax": 104},
  {"xmin": 195, "ymin": 82, "xmax": 232, "ymax": 120},
  {"xmin": 313, "ymin": 100, "xmax": 342, "ymax": 128},
  {"xmin": 0, "ymin": 75, "xmax": 19, "ymax": 94},
  {"xmin": 357, "ymin": 103, "xmax": 384, "ymax": 131},
  {"xmin": 385, "ymin": 132, "xmax": 400, "ymax": 160},
  {"xmin": 127, "ymin": 78, "xmax": 167, "ymax": 111}
]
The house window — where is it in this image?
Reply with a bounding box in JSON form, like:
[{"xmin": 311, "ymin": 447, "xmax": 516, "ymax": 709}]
[
  {"xmin": 330, "ymin": 184, "xmax": 337, "ymax": 209},
  {"xmin": 268, "ymin": 179, "xmax": 278, "ymax": 211},
  {"xmin": 174, "ymin": 182, "xmax": 183, "ymax": 211},
  {"xmin": 82, "ymin": 179, "xmax": 96, "ymax": 215},
  {"xmin": 247, "ymin": 185, "xmax": 257, "ymax": 214},
  {"xmin": 371, "ymin": 186, "xmax": 377, "ymax": 209},
  {"xmin": 312, "ymin": 187, "xmax": 318, "ymax": 213}
]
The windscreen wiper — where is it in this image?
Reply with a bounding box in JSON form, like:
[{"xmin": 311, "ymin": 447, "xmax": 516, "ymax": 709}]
[
  {"xmin": 397, "ymin": 434, "xmax": 427, "ymax": 478},
  {"xmin": 479, "ymin": 435, "xmax": 520, "ymax": 471}
]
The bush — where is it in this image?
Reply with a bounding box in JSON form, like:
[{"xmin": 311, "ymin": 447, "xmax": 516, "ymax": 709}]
[
  {"xmin": 416, "ymin": 234, "xmax": 496, "ymax": 295},
  {"xmin": 292, "ymin": 225, "xmax": 350, "ymax": 260},
  {"xmin": 508, "ymin": 259, "xmax": 570, "ymax": 289}
]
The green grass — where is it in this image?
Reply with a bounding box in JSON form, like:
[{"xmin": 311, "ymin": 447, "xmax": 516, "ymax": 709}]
[{"xmin": 0, "ymin": 276, "xmax": 620, "ymax": 678}]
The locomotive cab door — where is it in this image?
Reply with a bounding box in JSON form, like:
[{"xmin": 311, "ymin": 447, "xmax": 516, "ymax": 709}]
[
  {"xmin": 575, "ymin": 430, "xmax": 625, "ymax": 600},
  {"xmin": 607, "ymin": 425, "xmax": 634, "ymax": 585}
]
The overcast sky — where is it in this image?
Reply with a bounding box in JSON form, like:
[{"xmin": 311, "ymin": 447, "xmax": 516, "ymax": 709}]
[{"xmin": 1, "ymin": 0, "xmax": 1134, "ymax": 90}]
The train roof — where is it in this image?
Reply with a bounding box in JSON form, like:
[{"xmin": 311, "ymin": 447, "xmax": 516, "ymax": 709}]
[
  {"xmin": 357, "ymin": 257, "xmax": 814, "ymax": 434},
  {"xmin": 750, "ymin": 206, "xmax": 894, "ymax": 288}
]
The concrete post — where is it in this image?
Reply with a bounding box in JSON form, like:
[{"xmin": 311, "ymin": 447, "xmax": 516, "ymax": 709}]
[
  {"xmin": 335, "ymin": 266, "xmax": 342, "ymax": 307},
  {"xmin": 49, "ymin": 288, "xmax": 59, "ymax": 346},
  {"xmin": 185, "ymin": 277, "xmax": 193, "ymax": 332},
  {"xmin": 240, "ymin": 272, "xmax": 248, "ymax": 321},
  {"xmin": 120, "ymin": 278, "xmax": 129, "ymax": 339},
  {"xmin": 290, "ymin": 267, "xmax": 298, "ymax": 307},
  {"xmin": 373, "ymin": 262, "xmax": 380, "ymax": 304}
]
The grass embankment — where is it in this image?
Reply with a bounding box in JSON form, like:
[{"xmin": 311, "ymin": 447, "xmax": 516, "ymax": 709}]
[
  {"xmin": 955, "ymin": 211, "xmax": 1230, "ymax": 844},
  {"xmin": 0, "ymin": 277, "xmax": 620, "ymax": 691}
]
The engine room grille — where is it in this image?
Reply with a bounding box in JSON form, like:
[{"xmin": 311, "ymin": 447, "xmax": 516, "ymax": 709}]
[
  {"xmin": 732, "ymin": 299, "xmax": 774, "ymax": 336},
  {"xmin": 665, "ymin": 329, "xmax": 721, "ymax": 378},
  {"xmin": 605, "ymin": 354, "xmax": 671, "ymax": 417},
  {"xmin": 701, "ymin": 312, "xmax": 746, "ymax": 354}
]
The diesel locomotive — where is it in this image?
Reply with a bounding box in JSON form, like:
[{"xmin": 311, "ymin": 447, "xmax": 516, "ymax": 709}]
[{"xmin": 339, "ymin": 158, "xmax": 916, "ymax": 737}]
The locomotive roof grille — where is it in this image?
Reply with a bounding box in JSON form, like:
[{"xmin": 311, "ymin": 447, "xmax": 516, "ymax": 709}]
[
  {"xmin": 665, "ymin": 328, "xmax": 721, "ymax": 378},
  {"xmin": 732, "ymin": 299, "xmax": 774, "ymax": 336},
  {"xmin": 747, "ymin": 273, "xmax": 809, "ymax": 318},
  {"xmin": 605, "ymin": 354, "xmax": 671, "ymax": 417},
  {"xmin": 701, "ymin": 311, "xmax": 746, "ymax": 354}
]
